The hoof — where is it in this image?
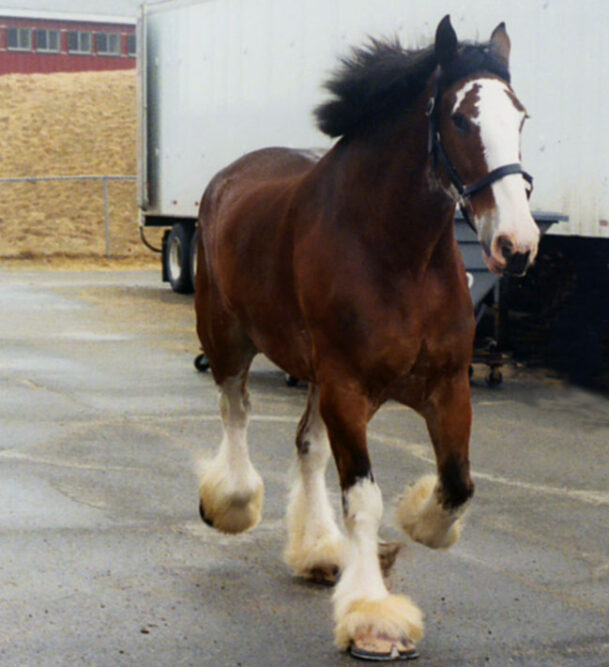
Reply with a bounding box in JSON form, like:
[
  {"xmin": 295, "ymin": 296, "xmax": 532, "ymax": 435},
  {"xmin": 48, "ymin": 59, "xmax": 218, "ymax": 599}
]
[
  {"xmin": 198, "ymin": 476, "xmax": 264, "ymax": 534},
  {"xmin": 199, "ymin": 501, "xmax": 214, "ymax": 528},
  {"xmin": 350, "ymin": 632, "xmax": 420, "ymax": 661},
  {"xmin": 309, "ymin": 564, "xmax": 340, "ymax": 587},
  {"xmin": 334, "ymin": 594, "xmax": 424, "ymax": 653},
  {"xmin": 284, "ymin": 534, "xmax": 347, "ymax": 585}
]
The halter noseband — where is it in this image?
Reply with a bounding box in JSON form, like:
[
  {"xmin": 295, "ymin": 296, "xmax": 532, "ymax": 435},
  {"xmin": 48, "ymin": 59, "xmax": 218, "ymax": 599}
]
[{"xmin": 426, "ymin": 84, "xmax": 533, "ymax": 234}]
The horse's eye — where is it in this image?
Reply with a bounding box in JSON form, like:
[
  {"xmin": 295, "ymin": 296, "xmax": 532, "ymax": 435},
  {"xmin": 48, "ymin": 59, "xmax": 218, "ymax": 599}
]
[{"xmin": 451, "ymin": 113, "xmax": 469, "ymax": 133}]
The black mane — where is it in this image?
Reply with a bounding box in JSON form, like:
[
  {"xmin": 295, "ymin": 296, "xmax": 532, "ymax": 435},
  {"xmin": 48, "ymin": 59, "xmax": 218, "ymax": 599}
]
[{"xmin": 315, "ymin": 37, "xmax": 511, "ymax": 139}]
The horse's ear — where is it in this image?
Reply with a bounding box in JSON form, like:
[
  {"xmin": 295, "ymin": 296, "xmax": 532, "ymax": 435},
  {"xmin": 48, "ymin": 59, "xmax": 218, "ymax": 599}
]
[
  {"xmin": 435, "ymin": 15, "xmax": 458, "ymax": 69},
  {"xmin": 489, "ymin": 22, "xmax": 510, "ymax": 67}
]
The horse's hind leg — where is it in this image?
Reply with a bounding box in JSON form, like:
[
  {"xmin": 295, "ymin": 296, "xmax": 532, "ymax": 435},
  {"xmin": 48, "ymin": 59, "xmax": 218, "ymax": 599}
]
[
  {"xmin": 397, "ymin": 372, "xmax": 474, "ymax": 548},
  {"xmin": 284, "ymin": 384, "xmax": 347, "ymax": 585},
  {"xmin": 198, "ymin": 368, "xmax": 264, "ymax": 534},
  {"xmin": 197, "ymin": 321, "xmax": 263, "ymax": 534}
]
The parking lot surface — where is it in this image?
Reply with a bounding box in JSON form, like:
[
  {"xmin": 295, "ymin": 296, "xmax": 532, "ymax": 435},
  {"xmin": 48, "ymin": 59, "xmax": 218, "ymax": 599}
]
[{"xmin": 0, "ymin": 269, "xmax": 608, "ymax": 666}]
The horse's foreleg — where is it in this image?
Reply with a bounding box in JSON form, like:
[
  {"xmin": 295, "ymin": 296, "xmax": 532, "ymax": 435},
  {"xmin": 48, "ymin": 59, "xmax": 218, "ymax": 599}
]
[
  {"xmin": 398, "ymin": 372, "xmax": 474, "ymax": 548},
  {"xmin": 284, "ymin": 385, "xmax": 346, "ymax": 585},
  {"xmin": 198, "ymin": 372, "xmax": 264, "ymax": 534},
  {"xmin": 320, "ymin": 384, "xmax": 423, "ymax": 657}
]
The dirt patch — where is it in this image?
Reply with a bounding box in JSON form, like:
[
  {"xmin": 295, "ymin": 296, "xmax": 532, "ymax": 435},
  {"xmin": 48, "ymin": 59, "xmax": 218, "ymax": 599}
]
[{"xmin": 0, "ymin": 69, "xmax": 163, "ymax": 266}]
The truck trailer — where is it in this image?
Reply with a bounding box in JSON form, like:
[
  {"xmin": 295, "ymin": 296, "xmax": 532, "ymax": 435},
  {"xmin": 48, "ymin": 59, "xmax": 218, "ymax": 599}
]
[
  {"xmin": 137, "ymin": 0, "xmax": 609, "ymax": 388},
  {"xmin": 139, "ymin": 0, "xmax": 608, "ymax": 283}
]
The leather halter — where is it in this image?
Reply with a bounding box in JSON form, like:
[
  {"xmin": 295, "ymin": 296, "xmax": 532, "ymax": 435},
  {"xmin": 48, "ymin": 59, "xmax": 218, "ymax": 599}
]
[{"xmin": 426, "ymin": 85, "xmax": 534, "ymax": 234}]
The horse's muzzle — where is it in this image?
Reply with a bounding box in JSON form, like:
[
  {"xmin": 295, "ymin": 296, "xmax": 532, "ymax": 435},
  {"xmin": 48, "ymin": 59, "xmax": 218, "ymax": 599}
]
[
  {"xmin": 486, "ymin": 234, "xmax": 535, "ymax": 277},
  {"xmin": 503, "ymin": 251, "xmax": 531, "ymax": 277},
  {"xmin": 500, "ymin": 237, "xmax": 531, "ymax": 277}
]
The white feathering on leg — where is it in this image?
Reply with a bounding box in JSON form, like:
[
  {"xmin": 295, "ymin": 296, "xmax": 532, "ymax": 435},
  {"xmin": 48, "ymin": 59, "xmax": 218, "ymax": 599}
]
[
  {"xmin": 198, "ymin": 376, "xmax": 264, "ymax": 534},
  {"xmin": 199, "ymin": 434, "xmax": 263, "ymax": 533},
  {"xmin": 333, "ymin": 478, "xmax": 424, "ymax": 649},
  {"xmin": 284, "ymin": 387, "xmax": 346, "ymax": 577},
  {"xmin": 397, "ymin": 474, "xmax": 467, "ymax": 549},
  {"xmin": 284, "ymin": 467, "xmax": 346, "ymax": 575}
]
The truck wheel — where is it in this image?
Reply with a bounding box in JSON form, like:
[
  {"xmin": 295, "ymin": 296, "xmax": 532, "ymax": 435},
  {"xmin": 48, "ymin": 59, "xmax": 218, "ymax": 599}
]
[
  {"xmin": 189, "ymin": 227, "xmax": 198, "ymax": 292},
  {"xmin": 165, "ymin": 223, "xmax": 194, "ymax": 294}
]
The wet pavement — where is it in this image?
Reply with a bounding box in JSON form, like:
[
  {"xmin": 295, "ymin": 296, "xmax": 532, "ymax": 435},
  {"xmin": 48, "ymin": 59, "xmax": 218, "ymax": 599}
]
[{"xmin": 0, "ymin": 269, "xmax": 608, "ymax": 666}]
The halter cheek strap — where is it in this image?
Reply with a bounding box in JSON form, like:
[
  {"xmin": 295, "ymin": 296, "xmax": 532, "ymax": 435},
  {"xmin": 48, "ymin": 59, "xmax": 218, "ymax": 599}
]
[{"xmin": 426, "ymin": 89, "xmax": 534, "ymax": 234}]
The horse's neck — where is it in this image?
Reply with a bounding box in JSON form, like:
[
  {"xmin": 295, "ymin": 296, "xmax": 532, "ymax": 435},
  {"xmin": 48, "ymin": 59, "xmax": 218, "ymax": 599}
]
[{"xmin": 329, "ymin": 120, "xmax": 457, "ymax": 274}]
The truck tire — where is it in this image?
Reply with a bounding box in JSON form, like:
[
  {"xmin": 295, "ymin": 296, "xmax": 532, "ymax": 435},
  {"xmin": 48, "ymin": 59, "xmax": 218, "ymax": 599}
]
[
  {"xmin": 189, "ymin": 227, "xmax": 199, "ymax": 292},
  {"xmin": 164, "ymin": 222, "xmax": 194, "ymax": 294}
]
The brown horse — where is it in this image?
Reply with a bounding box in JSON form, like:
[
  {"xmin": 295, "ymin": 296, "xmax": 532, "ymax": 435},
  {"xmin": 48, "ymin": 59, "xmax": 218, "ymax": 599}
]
[{"xmin": 194, "ymin": 15, "xmax": 538, "ymax": 661}]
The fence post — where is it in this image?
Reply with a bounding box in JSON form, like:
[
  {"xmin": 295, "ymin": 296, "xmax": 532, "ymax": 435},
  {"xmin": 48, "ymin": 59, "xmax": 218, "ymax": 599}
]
[{"xmin": 103, "ymin": 176, "xmax": 110, "ymax": 258}]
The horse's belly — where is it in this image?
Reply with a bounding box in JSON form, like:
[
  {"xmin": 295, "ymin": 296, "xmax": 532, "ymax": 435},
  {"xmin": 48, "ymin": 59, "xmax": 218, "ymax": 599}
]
[
  {"xmin": 215, "ymin": 249, "xmax": 315, "ymax": 381},
  {"xmin": 231, "ymin": 301, "xmax": 314, "ymax": 381}
]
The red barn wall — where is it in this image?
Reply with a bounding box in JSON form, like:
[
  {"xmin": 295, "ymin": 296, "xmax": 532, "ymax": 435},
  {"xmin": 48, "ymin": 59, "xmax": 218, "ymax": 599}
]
[{"xmin": 0, "ymin": 15, "xmax": 135, "ymax": 75}]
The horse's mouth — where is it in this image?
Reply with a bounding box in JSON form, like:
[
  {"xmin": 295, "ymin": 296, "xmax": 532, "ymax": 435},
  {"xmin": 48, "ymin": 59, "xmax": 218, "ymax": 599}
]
[
  {"xmin": 482, "ymin": 249, "xmax": 506, "ymax": 275},
  {"xmin": 483, "ymin": 249, "xmax": 533, "ymax": 278}
]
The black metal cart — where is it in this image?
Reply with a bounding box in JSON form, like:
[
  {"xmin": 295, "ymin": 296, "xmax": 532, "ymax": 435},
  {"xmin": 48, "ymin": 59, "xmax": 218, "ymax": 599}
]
[{"xmin": 458, "ymin": 212, "xmax": 564, "ymax": 386}]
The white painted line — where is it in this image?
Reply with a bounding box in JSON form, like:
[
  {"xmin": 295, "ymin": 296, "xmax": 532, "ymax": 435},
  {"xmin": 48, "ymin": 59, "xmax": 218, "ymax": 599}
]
[
  {"xmin": 0, "ymin": 449, "xmax": 140, "ymax": 472},
  {"xmin": 368, "ymin": 431, "xmax": 609, "ymax": 507}
]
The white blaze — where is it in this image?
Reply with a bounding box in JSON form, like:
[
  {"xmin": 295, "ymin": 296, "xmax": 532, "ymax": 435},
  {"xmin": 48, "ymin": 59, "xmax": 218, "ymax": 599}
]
[{"xmin": 454, "ymin": 78, "xmax": 539, "ymax": 268}]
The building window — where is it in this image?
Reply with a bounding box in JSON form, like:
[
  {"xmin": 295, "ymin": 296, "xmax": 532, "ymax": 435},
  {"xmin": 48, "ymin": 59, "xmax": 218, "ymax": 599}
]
[
  {"xmin": 67, "ymin": 31, "xmax": 92, "ymax": 54},
  {"xmin": 7, "ymin": 27, "xmax": 32, "ymax": 51},
  {"xmin": 35, "ymin": 29, "xmax": 60, "ymax": 53},
  {"xmin": 127, "ymin": 34, "xmax": 136, "ymax": 57},
  {"xmin": 96, "ymin": 32, "xmax": 121, "ymax": 56}
]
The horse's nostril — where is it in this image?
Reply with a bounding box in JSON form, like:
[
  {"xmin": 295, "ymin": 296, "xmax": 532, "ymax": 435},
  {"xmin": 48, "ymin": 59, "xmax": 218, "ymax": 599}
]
[
  {"xmin": 498, "ymin": 235, "xmax": 515, "ymax": 260},
  {"xmin": 506, "ymin": 251, "xmax": 530, "ymax": 276}
]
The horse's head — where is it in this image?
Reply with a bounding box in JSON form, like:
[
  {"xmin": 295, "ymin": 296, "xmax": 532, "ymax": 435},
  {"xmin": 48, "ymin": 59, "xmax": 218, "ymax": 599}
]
[{"xmin": 430, "ymin": 16, "xmax": 539, "ymax": 276}]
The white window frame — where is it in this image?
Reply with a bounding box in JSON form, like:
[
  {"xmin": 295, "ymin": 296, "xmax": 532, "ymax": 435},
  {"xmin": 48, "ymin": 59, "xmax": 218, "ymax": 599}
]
[
  {"xmin": 35, "ymin": 29, "xmax": 60, "ymax": 53},
  {"xmin": 126, "ymin": 33, "xmax": 136, "ymax": 57},
  {"xmin": 95, "ymin": 32, "xmax": 121, "ymax": 56},
  {"xmin": 67, "ymin": 30, "xmax": 92, "ymax": 54},
  {"xmin": 7, "ymin": 27, "xmax": 32, "ymax": 52}
]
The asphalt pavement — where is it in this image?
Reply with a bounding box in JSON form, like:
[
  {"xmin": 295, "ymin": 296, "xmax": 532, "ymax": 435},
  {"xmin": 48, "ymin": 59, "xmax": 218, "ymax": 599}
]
[{"xmin": 0, "ymin": 268, "xmax": 608, "ymax": 667}]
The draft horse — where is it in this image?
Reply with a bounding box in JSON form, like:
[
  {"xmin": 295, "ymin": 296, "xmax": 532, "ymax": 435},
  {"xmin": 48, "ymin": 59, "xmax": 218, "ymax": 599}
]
[{"xmin": 195, "ymin": 16, "xmax": 538, "ymax": 661}]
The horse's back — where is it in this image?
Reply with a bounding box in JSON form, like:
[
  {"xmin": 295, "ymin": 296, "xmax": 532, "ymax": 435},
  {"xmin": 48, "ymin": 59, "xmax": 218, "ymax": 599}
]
[
  {"xmin": 199, "ymin": 147, "xmax": 318, "ymax": 252},
  {"xmin": 201, "ymin": 147, "xmax": 319, "ymax": 214}
]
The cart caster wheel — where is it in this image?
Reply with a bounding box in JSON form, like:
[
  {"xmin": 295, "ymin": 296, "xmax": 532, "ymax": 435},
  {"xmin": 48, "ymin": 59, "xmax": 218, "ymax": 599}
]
[
  {"xmin": 485, "ymin": 368, "xmax": 503, "ymax": 387},
  {"xmin": 285, "ymin": 374, "xmax": 300, "ymax": 387},
  {"xmin": 194, "ymin": 354, "xmax": 210, "ymax": 373}
]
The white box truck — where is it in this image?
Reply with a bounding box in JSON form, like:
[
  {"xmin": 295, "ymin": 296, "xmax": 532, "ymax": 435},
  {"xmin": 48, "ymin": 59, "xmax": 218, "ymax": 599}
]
[{"xmin": 137, "ymin": 0, "xmax": 608, "ymax": 297}]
